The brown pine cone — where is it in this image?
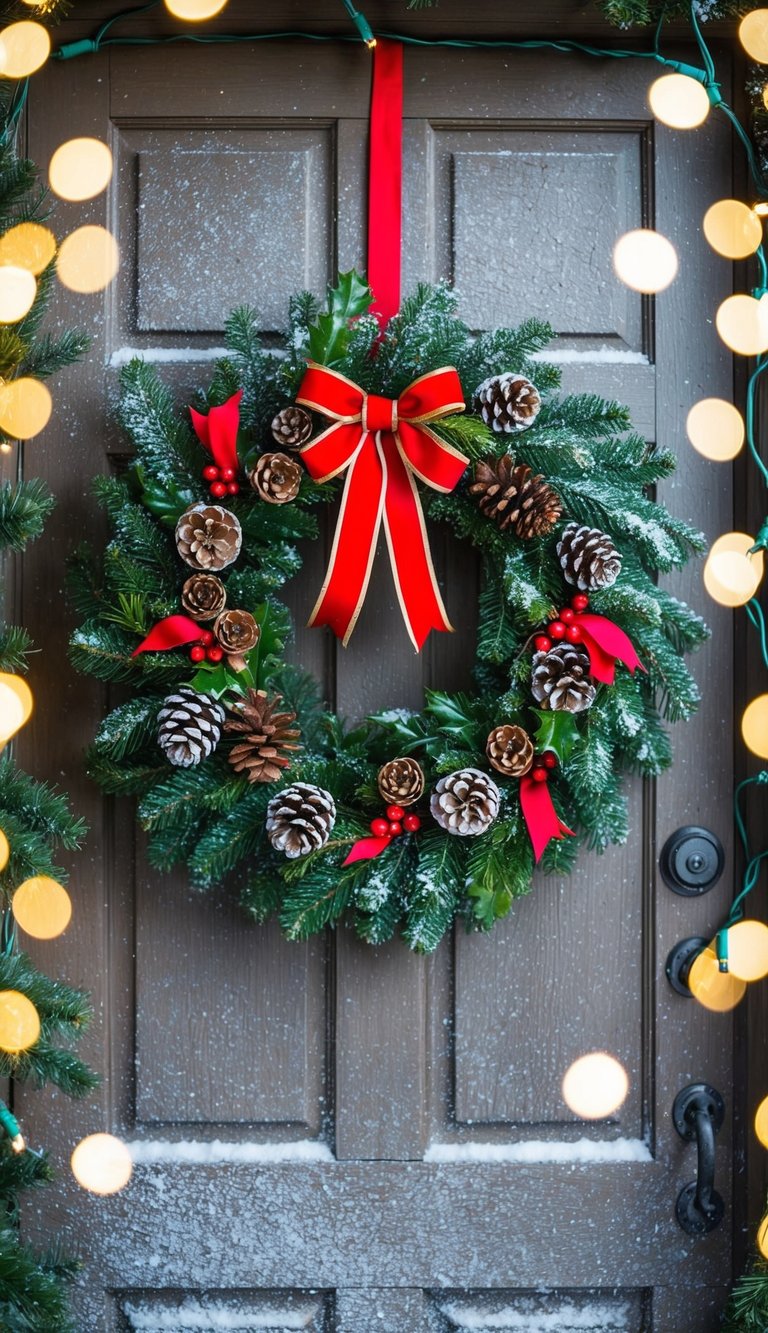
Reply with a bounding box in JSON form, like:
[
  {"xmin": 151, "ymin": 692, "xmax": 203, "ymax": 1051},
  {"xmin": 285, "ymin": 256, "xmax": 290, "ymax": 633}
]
[
  {"xmin": 175, "ymin": 503, "xmax": 242, "ymax": 572},
  {"xmin": 250, "ymin": 452, "xmax": 302, "ymax": 504},
  {"xmin": 430, "ymin": 767, "xmax": 500, "ymax": 837},
  {"xmin": 469, "ymin": 456, "xmax": 562, "ymax": 538},
  {"xmin": 474, "ymin": 373, "xmax": 541, "ymax": 434},
  {"xmin": 377, "ymin": 757, "xmax": 425, "ymax": 807},
  {"xmin": 224, "ymin": 688, "xmax": 301, "ymax": 783},
  {"xmin": 157, "ymin": 686, "xmax": 225, "ymax": 768},
  {"xmin": 214, "ymin": 609, "xmax": 260, "ymax": 672},
  {"xmin": 266, "ymin": 781, "xmax": 336, "ymax": 858},
  {"xmin": 271, "ymin": 405, "xmax": 313, "ymax": 449},
  {"xmin": 531, "ymin": 643, "xmax": 595, "ymax": 713},
  {"xmin": 557, "ymin": 522, "xmax": 622, "ymax": 591},
  {"xmin": 486, "ymin": 724, "xmax": 534, "ymax": 777},
  {"xmin": 181, "ymin": 572, "xmax": 227, "ymax": 621}
]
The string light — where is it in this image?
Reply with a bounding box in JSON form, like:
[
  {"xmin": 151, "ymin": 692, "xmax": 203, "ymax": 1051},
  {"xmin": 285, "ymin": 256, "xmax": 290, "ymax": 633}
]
[
  {"xmin": 71, "ymin": 1133, "xmax": 132, "ymax": 1195},
  {"xmin": 12, "ymin": 876, "xmax": 72, "ymax": 940},
  {"xmin": 703, "ymin": 532, "xmax": 764, "ymax": 607},
  {"xmin": 740, "ymin": 9, "xmax": 768, "ymax": 62},
  {"xmin": 686, "ymin": 398, "xmax": 745, "ymax": 461},
  {"xmin": 612, "ymin": 228, "xmax": 678, "ymax": 293},
  {"xmin": 0, "ymin": 21, "xmax": 50, "ymax": 77},
  {"xmin": 0, "ymin": 990, "xmax": 39, "ymax": 1053},
  {"xmin": 0, "ymin": 1101, "xmax": 25, "ymax": 1154},
  {"xmin": 0, "ymin": 223, "xmax": 56, "ymax": 276},
  {"xmin": 164, "ymin": 0, "xmax": 228, "ymax": 17},
  {"xmin": 0, "ymin": 267, "xmax": 36, "ymax": 323},
  {"xmin": 715, "ymin": 293, "xmax": 768, "ymax": 355},
  {"xmin": 0, "ymin": 829, "xmax": 8, "ymax": 872},
  {"xmin": 760, "ymin": 1212, "xmax": 768, "ymax": 1260},
  {"xmin": 0, "ymin": 673, "xmax": 33, "ymax": 745},
  {"xmin": 561, "ymin": 1052, "xmax": 629, "ymax": 1119},
  {"xmin": 725, "ymin": 919, "xmax": 768, "ymax": 982},
  {"xmin": 742, "ymin": 695, "xmax": 768, "ymax": 758},
  {"xmin": 755, "ymin": 1093, "xmax": 768, "ymax": 1147},
  {"xmin": 703, "ymin": 199, "xmax": 763, "ymax": 259},
  {"xmin": 56, "ymin": 225, "xmax": 119, "ymax": 293},
  {"xmin": 648, "ymin": 72, "xmax": 711, "ymax": 128},
  {"xmin": 0, "ymin": 378, "xmax": 51, "ymax": 439},
  {"xmin": 48, "ymin": 138, "xmax": 113, "ymax": 202},
  {"xmin": 341, "ymin": 0, "xmax": 376, "ymax": 47},
  {"xmin": 688, "ymin": 945, "xmax": 747, "ymax": 1011}
]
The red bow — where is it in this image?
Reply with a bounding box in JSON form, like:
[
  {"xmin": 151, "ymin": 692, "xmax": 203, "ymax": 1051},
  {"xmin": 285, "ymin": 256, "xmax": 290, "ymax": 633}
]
[
  {"xmin": 520, "ymin": 775, "xmax": 574, "ymax": 863},
  {"xmin": 576, "ymin": 612, "xmax": 645, "ymax": 685},
  {"xmin": 297, "ymin": 363, "xmax": 467, "ymax": 651},
  {"xmin": 189, "ymin": 390, "xmax": 242, "ymax": 474},
  {"xmin": 132, "ymin": 615, "xmax": 202, "ymax": 658}
]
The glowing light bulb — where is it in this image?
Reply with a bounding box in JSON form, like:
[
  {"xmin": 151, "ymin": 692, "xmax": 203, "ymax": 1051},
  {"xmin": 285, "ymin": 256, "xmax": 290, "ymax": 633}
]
[
  {"xmin": 686, "ymin": 398, "xmax": 745, "ymax": 461},
  {"xmin": 0, "ymin": 267, "xmax": 35, "ymax": 323},
  {"xmin": 648, "ymin": 73, "xmax": 710, "ymax": 129},
  {"xmin": 759, "ymin": 1213, "xmax": 768, "ymax": 1260},
  {"xmin": 741, "ymin": 9, "xmax": 768, "ymax": 61},
  {"xmin": 71, "ymin": 1133, "xmax": 132, "ymax": 1195},
  {"xmin": 756, "ymin": 1094, "xmax": 768, "ymax": 1148},
  {"xmin": 726, "ymin": 920, "xmax": 768, "ymax": 981},
  {"xmin": 688, "ymin": 945, "xmax": 746, "ymax": 1012},
  {"xmin": 12, "ymin": 875, "xmax": 72, "ymax": 940},
  {"xmin": 703, "ymin": 199, "xmax": 764, "ymax": 259},
  {"xmin": 0, "ymin": 21, "xmax": 49, "ymax": 76},
  {"xmin": 715, "ymin": 293, "xmax": 768, "ymax": 355},
  {"xmin": 48, "ymin": 139, "xmax": 113, "ymax": 203},
  {"xmin": 561, "ymin": 1052, "xmax": 629, "ymax": 1119},
  {"xmin": 743, "ymin": 694, "xmax": 768, "ymax": 757},
  {"xmin": 56, "ymin": 226, "xmax": 119, "ymax": 294},
  {"xmin": 0, "ymin": 829, "xmax": 8, "ymax": 872},
  {"xmin": 0, "ymin": 990, "xmax": 39, "ymax": 1052},
  {"xmin": 0, "ymin": 378, "xmax": 51, "ymax": 440},
  {"xmin": 612, "ymin": 229, "xmax": 678, "ymax": 294},
  {"xmin": 0, "ymin": 672, "xmax": 33, "ymax": 745},
  {"xmin": 164, "ymin": 0, "xmax": 228, "ymax": 16},
  {"xmin": 755, "ymin": 200, "xmax": 768, "ymax": 218},
  {"xmin": 703, "ymin": 532, "xmax": 764, "ymax": 606},
  {"xmin": 0, "ymin": 223, "xmax": 55, "ymax": 276}
]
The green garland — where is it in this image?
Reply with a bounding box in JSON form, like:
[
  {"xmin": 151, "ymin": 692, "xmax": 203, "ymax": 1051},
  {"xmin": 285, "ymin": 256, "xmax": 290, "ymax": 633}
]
[{"xmin": 70, "ymin": 273, "xmax": 707, "ymax": 952}]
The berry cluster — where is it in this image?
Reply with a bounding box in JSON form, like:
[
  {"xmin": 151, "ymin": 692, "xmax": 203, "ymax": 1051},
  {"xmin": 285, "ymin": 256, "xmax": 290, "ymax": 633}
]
[
  {"xmin": 533, "ymin": 593, "xmax": 590, "ymax": 653},
  {"xmin": 202, "ymin": 463, "xmax": 240, "ymax": 499},
  {"xmin": 529, "ymin": 751, "xmax": 558, "ymax": 783},
  {"xmin": 370, "ymin": 804, "xmax": 422, "ymax": 838},
  {"xmin": 189, "ymin": 630, "xmax": 223, "ymax": 665}
]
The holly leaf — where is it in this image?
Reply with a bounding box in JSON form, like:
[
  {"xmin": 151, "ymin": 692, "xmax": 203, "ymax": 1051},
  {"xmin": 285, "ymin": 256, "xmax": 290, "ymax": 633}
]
[
  {"xmin": 308, "ymin": 270, "xmax": 372, "ymax": 367},
  {"xmin": 531, "ymin": 709, "xmax": 579, "ymax": 763},
  {"xmin": 249, "ymin": 602, "xmax": 285, "ymax": 691},
  {"xmin": 188, "ymin": 661, "xmax": 249, "ymax": 700},
  {"xmin": 136, "ymin": 464, "xmax": 196, "ymax": 527},
  {"xmin": 424, "ymin": 690, "xmax": 480, "ymax": 746},
  {"xmin": 467, "ymin": 881, "xmax": 514, "ymax": 929}
]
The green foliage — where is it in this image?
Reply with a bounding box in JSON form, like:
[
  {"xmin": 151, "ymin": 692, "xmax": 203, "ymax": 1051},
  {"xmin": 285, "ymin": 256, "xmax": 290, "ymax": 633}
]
[
  {"xmin": 722, "ymin": 1259, "xmax": 768, "ymax": 1333},
  {"xmin": 0, "ymin": 481, "xmax": 54, "ymax": 553},
  {"xmin": 0, "ymin": 951, "xmax": 96, "ymax": 1097},
  {"xmin": 307, "ymin": 270, "xmax": 373, "ymax": 367}
]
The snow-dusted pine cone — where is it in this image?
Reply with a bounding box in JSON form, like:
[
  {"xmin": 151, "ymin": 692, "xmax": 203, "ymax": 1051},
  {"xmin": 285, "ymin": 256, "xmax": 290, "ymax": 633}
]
[
  {"xmin": 557, "ymin": 522, "xmax": 622, "ymax": 591},
  {"xmin": 474, "ymin": 372, "xmax": 541, "ymax": 434},
  {"xmin": 531, "ymin": 644, "xmax": 595, "ymax": 713},
  {"xmin": 377, "ymin": 757, "xmax": 425, "ymax": 807},
  {"xmin": 485, "ymin": 724, "xmax": 534, "ymax": 777},
  {"xmin": 271, "ymin": 405, "xmax": 313, "ymax": 449},
  {"xmin": 214, "ymin": 609, "xmax": 260, "ymax": 667},
  {"xmin": 265, "ymin": 782, "xmax": 336, "ymax": 858},
  {"xmin": 469, "ymin": 456, "xmax": 562, "ymax": 538},
  {"xmin": 250, "ymin": 452, "xmax": 302, "ymax": 504},
  {"xmin": 181, "ymin": 572, "xmax": 227, "ymax": 621},
  {"xmin": 157, "ymin": 686, "xmax": 225, "ymax": 768},
  {"xmin": 430, "ymin": 767, "xmax": 500, "ymax": 837},
  {"xmin": 225, "ymin": 689, "xmax": 301, "ymax": 783},
  {"xmin": 175, "ymin": 503, "xmax": 242, "ymax": 572}
]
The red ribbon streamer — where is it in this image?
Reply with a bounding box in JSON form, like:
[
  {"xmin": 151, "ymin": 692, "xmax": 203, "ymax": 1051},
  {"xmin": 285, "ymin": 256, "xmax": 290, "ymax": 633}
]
[
  {"xmin": 368, "ymin": 39, "xmax": 403, "ymax": 325},
  {"xmin": 189, "ymin": 390, "xmax": 242, "ymax": 474},
  {"xmin": 576, "ymin": 612, "xmax": 646, "ymax": 686},
  {"xmin": 297, "ymin": 363, "xmax": 467, "ymax": 651},
  {"xmin": 520, "ymin": 775, "xmax": 574, "ymax": 864},
  {"xmin": 342, "ymin": 835, "xmax": 392, "ymax": 866},
  {"xmin": 132, "ymin": 614, "xmax": 203, "ymax": 658}
]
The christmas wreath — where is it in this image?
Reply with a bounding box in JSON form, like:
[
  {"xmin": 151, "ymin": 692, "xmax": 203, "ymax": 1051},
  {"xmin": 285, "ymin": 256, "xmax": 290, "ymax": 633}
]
[{"xmin": 70, "ymin": 273, "xmax": 708, "ymax": 952}]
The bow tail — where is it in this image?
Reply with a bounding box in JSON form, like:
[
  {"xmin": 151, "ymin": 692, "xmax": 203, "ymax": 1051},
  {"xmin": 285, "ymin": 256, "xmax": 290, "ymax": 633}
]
[
  {"xmin": 378, "ymin": 432, "xmax": 452, "ymax": 653},
  {"xmin": 308, "ymin": 435, "xmax": 385, "ymax": 646}
]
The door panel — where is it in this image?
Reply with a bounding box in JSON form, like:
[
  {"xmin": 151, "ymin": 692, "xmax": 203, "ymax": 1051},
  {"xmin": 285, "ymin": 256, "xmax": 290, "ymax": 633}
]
[{"xmin": 20, "ymin": 11, "xmax": 738, "ymax": 1329}]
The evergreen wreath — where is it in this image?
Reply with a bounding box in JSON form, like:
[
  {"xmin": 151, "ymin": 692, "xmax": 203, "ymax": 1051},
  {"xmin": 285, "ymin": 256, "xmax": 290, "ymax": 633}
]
[{"xmin": 70, "ymin": 273, "xmax": 708, "ymax": 953}]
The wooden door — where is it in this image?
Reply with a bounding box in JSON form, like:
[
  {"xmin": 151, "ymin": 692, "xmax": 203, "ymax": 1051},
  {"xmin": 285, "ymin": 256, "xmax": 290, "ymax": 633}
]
[{"xmin": 20, "ymin": 6, "xmax": 739, "ymax": 1328}]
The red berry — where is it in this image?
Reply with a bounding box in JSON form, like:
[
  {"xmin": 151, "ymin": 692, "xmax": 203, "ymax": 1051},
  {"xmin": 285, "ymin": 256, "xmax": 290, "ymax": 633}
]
[
  {"xmin": 386, "ymin": 804, "xmax": 405, "ymax": 822},
  {"xmin": 560, "ymin": 607, "xmax": 575, "ymax": 624},
  {"xmin": 202, "ymin": 464, "xmax": 219, "ymax": 482},
  {"xmin": 189, "ymin": 645, "xmax": 206, "ymax": 663},
  {"xmin": 534, "ymin": 635, "xmax": 552, "ymax": 653},
  {"xmin": 206, "ymin": 645, "xmax": 224, "ymax": 662},
  {"xmin": 388, "ymin": 820, "xmax": 403, "ymax": 837},
  {"xmin": 210, "ymin": 481, "xmax": 227, "ymax": 499},
  {"xmin": 571, "ymin": 593, "xmax": 589, "ymax": 613},
  {"xmin": 532, "ymin": 766, "xmax": 548, "ymax": 783},
  {"xmin": 543, "ymin": 751, "xmax": 558, "ymax": 769},
  {"xmin": 370, "ymin": 817, "xmax": 389, "ymax": 838},
  {"xmin": 221, "ymin": 467, "xmax": 236, "ymax": 482},
  {"xmin": 200, "ymin": 629, "xmax": 215, "ymax": 646},
  {"xmin": 565, "ymin": 624, "xmax": 582, "ymax": 644},
  {"xmin": 403, "ymin": 813, "xmax": 421, "ymax": 833},
  {"xmin": 548, "ymin": 620, "xmax": 566, "ymax": 640},
  {"xmin": 226, "ymin": 482, "xmax": 240, "ymax": 496}
]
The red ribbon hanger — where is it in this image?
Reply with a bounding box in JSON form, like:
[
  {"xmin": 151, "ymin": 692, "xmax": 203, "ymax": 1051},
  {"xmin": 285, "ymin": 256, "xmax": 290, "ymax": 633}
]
[{"xmin": 368, "ymin": 39, "xmax": 404, "ymax": 324}]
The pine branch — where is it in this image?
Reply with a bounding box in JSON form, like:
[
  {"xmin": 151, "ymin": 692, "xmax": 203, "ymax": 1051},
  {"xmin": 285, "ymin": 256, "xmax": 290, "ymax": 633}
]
[
  {"xmin": 21, "ymin": 330, "xmax": 91, "ymax": 380},
  {"xmin": 0, "ymin": 480, "xmax": 54, "ymax": 552},
  {"xmin": 0, "ymin": 624, "xmax": 32, "ymax": 674}
]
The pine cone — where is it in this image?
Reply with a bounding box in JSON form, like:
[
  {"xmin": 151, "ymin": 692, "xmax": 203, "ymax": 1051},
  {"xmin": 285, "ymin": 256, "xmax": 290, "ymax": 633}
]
[
  {"xmin": 250, "ymin": 452, "xmax": 302, "ymax": 504},
  {"xmin": 377, "ymin": 757, "xmax": 425, "ymax": 807},
  {"xmin": 214, "ymin": 609, "xmax": 260, "ymax": 670},
  {"xmin": 557, "ymin": 523, "xmax": 622, "ymax": 591},
  {"xmin": 175, "ymin": 503, "xmax": 242, "ymax": 572},
  {"xmin": 469, "ymin": 457, "xmax": 562, "ymax": 538},
  {"xmin": 225, "ymin": 689, "xmax": 301, "ymax": 783},
  {"xmin": 531, "ymin": 643, "xmax": 595, "ymax": 713},
  {"xmin": 181, "ymin": 573, "xmax": 227, "ymax": 621},
  {"xmin": 266, "ymin": 781, "xmax": 336, "ymax": 858},
  {"xmin": 271, "ymin": 405, "xmax": 312, "ymax": 449},
  {"xmin": 474, "ymin": 373, "xmax": 541, "ymax": 434},
  {"xmin": 157, "ymin": 686, "xmax": 225, "ymax": 768},
  {"xmin": 486, "ymin": 724, "xmax": 534, "ymax": 777},
  {"xmin": 430, "ymin": 767, "xmax": 500, "ymax": 837}
]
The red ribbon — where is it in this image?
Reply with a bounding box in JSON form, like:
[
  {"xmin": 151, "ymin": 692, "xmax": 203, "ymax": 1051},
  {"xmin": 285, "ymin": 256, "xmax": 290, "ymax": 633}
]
[
  {"xmin": 297, "ymin": 363, "xmax": 467, "ymax": 651},
  {"xmin": 576, "ymin": 612, "xmax": 646, "ymax": 686},
  {"xmin": 520, "ymin": 775, "xmax": 574, "ymax": 863},
  {"xmin": 368, "ymin": 39, "xmax": 403, "ymax": 325},
  {"xmin": 342, "ymin": 835, "xmax": 392, "ymax": 867},
  {"xmin": 132, "ymin": 614, "xmax": 203, "ymax": 658},
  {"xmin": 189, "ymin": 390, "xmax": 242, "ymax": 474}
]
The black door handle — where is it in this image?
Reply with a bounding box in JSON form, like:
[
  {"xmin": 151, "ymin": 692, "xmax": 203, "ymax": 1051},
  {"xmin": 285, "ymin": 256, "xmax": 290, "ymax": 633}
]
[{"xmin": 672, "ymin": 1083, "xmax": 725, "ymax": 1234}]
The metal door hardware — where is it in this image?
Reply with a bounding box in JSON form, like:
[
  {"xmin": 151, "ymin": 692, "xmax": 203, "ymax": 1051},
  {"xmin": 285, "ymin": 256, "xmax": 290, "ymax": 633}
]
[
  {"xmin": 660, "ymin": 827, "xmax": 725, "ymax": 896},
  {"xmin": 672, "ymin": 1082, "xmax": 725, "ymax": 1235}
]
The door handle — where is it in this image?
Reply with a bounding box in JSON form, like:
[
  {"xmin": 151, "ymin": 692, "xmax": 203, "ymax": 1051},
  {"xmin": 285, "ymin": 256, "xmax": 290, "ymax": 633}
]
[{"xmin": 672, "ymin": 1082, "xmax": 725, "ymax": 1234}]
